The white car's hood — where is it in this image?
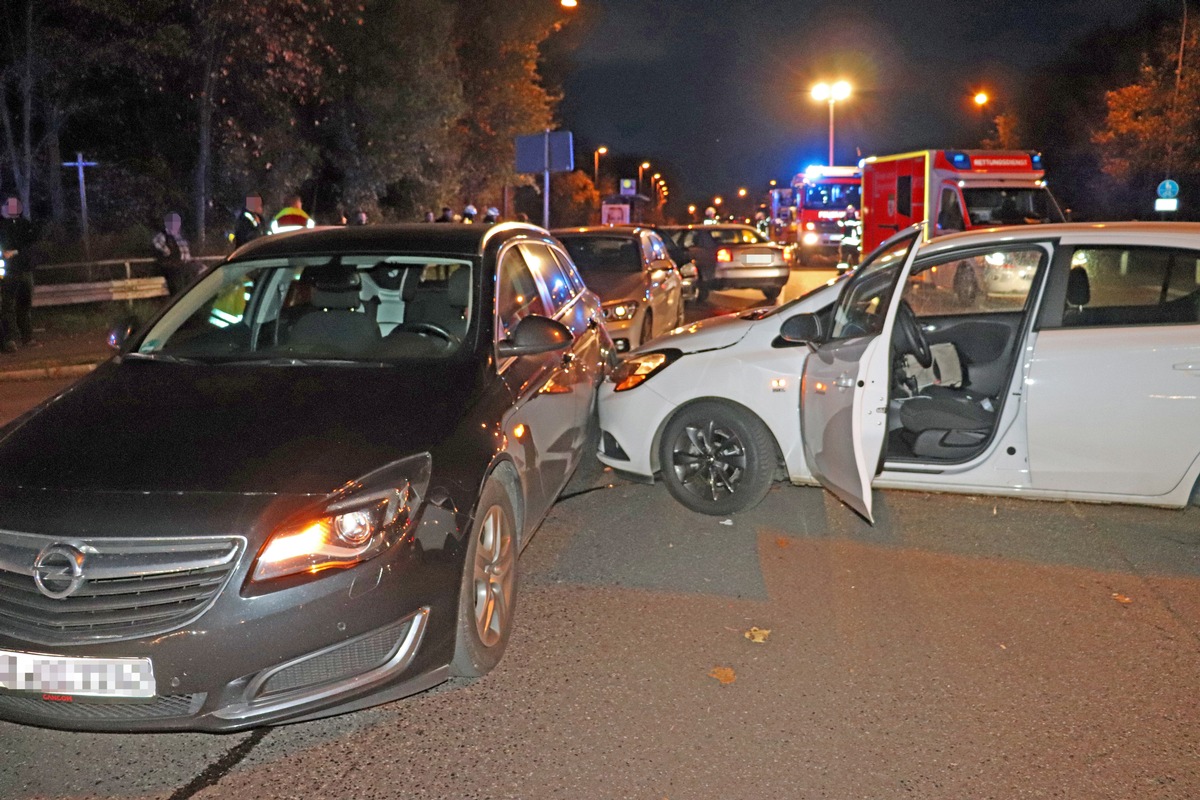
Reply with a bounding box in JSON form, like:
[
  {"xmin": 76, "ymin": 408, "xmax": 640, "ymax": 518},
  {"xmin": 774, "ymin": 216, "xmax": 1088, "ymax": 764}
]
[{"xmin": 636, "ymin": 311, "xmax": 757, "ymax": 354}]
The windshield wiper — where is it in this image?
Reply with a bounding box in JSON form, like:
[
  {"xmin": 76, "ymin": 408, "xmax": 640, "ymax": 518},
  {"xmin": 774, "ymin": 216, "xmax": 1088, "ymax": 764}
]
[{"xmin": 217, "ymin": 357, "xmax": 390, "ymax": 368}]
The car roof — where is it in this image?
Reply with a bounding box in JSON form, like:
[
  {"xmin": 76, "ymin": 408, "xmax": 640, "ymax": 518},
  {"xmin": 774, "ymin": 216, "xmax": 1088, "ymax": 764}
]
[
  {"xmin": 918, "ymin": 221, "xmax": 1200, "ymax": 258},
  {"xmin": 550, "ymin": 226, "xmax": 649, "ymax": 238},
  {"xmin": 658, "ymin": 223, "xmax": 757, "ymax": 232},
  {"xmin": 227, "ymin": 222, "xmax": 551, "ymax": 262}
]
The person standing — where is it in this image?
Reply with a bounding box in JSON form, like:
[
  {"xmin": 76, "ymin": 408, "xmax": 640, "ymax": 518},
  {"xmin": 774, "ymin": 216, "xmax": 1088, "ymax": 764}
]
[
  {"xmin": 0, "ymin": 196, "xmax": 38, "ymax": 352},
  {"xmin": 152, "ymin": 212, "xmax": 195, "ymax": 296},
  {"xmin": 233, "ymin": 194, "xmax": 265, "ymax": 248},
  {"xmin": 269, "ymin": 194, "xmax": 315, "ymax": 234},
  {"xmin": 349, "ymin": 209, "xmax": 369, "ymax": 226},
  {"xmin": 435, "ymin": 206, "xmax": 454, "ymax": 223}
]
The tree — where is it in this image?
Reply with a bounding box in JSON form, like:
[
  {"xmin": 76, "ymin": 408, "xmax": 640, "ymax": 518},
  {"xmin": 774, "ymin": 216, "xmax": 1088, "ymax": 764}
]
[{"xmin": 1094, "ymin": 15, "xmax": 1200, "ymax": 183}]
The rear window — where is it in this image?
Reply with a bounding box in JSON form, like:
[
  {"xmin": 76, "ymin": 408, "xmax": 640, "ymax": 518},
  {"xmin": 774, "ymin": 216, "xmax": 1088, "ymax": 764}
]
[
  {"xmin": 558, "ymin": 236, "xmax": 642, "ymax": 274},
  {"xmin": 709, "ymin": 228, "xmax": 766, "ymax": 245}
]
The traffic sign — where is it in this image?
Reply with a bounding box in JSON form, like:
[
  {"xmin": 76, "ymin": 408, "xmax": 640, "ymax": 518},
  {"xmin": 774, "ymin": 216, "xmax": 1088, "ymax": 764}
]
[{"xmin": 1157, "ymin": 179, "xmax": 1180, "ymax": 199}]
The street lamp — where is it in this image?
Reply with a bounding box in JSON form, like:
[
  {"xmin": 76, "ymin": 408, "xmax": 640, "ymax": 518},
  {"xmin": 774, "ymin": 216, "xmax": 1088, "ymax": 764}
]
[
  {"xmin": 974, "ymin": 91, "xmax": 991, "ymax": 145},
  {"xmin": 593, "ymin": 145, "xmax": 607, "ymax": 185},
  {"xmin": 811, "ymin": 80, "xmax": 852, "ymax": 166},
  {"xmin": 638, "ymin": 161, "xmax": 651, "ymax": 193}
]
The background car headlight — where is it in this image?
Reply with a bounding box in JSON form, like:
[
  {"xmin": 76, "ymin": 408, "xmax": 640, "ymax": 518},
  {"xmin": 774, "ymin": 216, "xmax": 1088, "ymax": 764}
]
[
  {"xmin": 251, "ymin": 453, "xmax": 431, "ymax": 583},
  {"xmin": 610, "ymin": 349, "xmax": 681, "ymax": 392},
  {"xmin": 602, "ymin": 300, "xmax": 639, "ymax": 321}
]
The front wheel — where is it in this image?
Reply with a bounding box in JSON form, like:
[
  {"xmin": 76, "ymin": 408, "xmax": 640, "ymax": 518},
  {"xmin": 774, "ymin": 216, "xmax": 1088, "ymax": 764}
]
[
  {"xmin": 451, "ymin": 479, "xmax": 518, "ymax": 677},
  {"xmin": 657, "ymin": 400, "xmax": 778, "ymax": 515}
]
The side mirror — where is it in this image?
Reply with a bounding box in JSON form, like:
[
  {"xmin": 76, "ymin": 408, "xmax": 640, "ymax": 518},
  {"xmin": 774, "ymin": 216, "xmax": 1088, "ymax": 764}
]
[
  {"xmin": 779, "ymin": 312, "xmax": 824, "ymax": 344},
  {"xmin": 107, "ymin": 316, "xmax": 140, "ymax": 351},
  {"xmin": 497, "ymin": 315, "xmax": 573, "ymax": 358}
]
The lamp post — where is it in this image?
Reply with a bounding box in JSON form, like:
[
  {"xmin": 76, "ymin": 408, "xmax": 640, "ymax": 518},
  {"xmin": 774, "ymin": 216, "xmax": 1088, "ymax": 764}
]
[
  {"xmin": 974, "ymin": 91, "xmax": 990, "ymax": 145},
  {"xmin": 811, "ymin": 80, "xmax": 851, "ymax": 166},
  {"xmin": 638, "ymin": 161, "xmax": 651, "ymax": 193},
  {"xmin": 593, "ymin": 145, "xmax": 607, "ymax": 185}
]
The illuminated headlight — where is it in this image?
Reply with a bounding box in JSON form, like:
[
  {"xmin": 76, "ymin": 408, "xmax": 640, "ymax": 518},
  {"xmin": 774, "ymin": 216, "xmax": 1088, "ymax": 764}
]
[
  {"xmin": 802, "ymin": 232, "xmax": 819, "ymax": 246},
  {"xmin": 0, "ymin": 258, "xmax": 5, "ymax": 279},
  {"xmin": 602, "ymin": 300, "xmax": 639, "ymax": 321},
  {"xmin": 251, "ymin": 453, "xmax": 432, "ymax": 583},
  {"xmin": 610, "ymin": 349, "xmax": 681, "ymax": 392}
]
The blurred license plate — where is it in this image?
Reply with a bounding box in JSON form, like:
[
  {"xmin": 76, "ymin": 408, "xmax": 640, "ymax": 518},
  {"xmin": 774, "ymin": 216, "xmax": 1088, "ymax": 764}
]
[
  {"xmin": 744, "ymin": 254, "xmax": 774, "ymax": 265},
  {"xmin": 830, "ymin": 233, "xmax": 844, "ymax": 241},
  {"xmin": 0, "ymin": 648, "xmax": 155, "ymax": 699}
]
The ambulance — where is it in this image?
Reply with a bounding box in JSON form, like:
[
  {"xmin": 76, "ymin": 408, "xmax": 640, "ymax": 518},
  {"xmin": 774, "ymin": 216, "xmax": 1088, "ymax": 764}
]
[
  {"xmin": 791, "ymin": 165, "xmax": 862, "ymax": 265},
  {"xmin": 859, "ymin": 150, "xmax": 1065, "ymax": 253}
]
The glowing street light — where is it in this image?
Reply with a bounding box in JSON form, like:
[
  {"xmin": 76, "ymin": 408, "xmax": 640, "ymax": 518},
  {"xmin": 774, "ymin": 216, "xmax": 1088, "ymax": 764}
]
[
  {"xmin": 811, "ymin": 80, "xmax": 852, "ymax": 166},
  {"xmin": 638, "ymin": 161, "xmax": 651, "ymax": 192},
  {"xmin": 737, "ymin": 187, "xmax": 748, "ymax": 198},
  {"xmin": 593, "ymin": 145, "xmax": 607, "ymax": 185},
  {"xmin": 974, "ymin": 91, "xmax": 989, "ymax": 107},
  {"xmin": 561, "ymin": 0, "xmax": 578, "ymax": 7}
]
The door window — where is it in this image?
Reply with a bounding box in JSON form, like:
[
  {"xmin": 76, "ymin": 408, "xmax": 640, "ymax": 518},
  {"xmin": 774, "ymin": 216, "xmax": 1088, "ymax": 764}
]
[
  {"xmin": 496, "ymin": 246, "xmax": 547, "ymax": 340},
  {"xmin": 1057, "ymin": 246, "xmax": 1200, "ymax": 327},
  {"xmin": 905, "ymin": 246, "xmax": 1046, "ymax": 316},
  {"xmin": 937, "ymin": 189, "xmax": 964, "ymax": 232},
  {"xmin": 518, "ymin": 242, "xmax": 576, "ymax": 313},
  {"xmin": 828, "ymin": 231, "xmax": 919, "ymax": 340}
]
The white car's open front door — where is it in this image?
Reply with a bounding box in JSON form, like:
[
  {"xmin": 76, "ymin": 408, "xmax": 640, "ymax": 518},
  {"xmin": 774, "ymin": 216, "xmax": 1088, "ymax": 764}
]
[{"xmin": 799, "ymin": 228, "xmax": 922, "ymax": 522}]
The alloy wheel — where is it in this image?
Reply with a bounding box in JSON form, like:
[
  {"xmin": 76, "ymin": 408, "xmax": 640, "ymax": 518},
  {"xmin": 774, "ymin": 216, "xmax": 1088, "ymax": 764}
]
[
  {"xmin": 472, "ymin": 504, "xmax": 514, "ymax": 647},
  {"xmin": 669, "ymin": 420, "xmax": 747, "ymax": 502}
]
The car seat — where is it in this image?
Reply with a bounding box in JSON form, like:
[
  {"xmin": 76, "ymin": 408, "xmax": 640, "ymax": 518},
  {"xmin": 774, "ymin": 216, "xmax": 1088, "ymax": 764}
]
[
  {"xmin": 398, "ymin": 267, "xmax": 471, "ymax": 339},
  {"xmin": 286, "ymin": 264, "xmax": 381, "ymax": 355}
]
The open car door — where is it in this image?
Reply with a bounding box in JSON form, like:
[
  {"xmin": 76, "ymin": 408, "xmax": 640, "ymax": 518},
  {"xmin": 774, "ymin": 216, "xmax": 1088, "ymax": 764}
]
[{"xmin": 799, "ymin": 227, "xmax": 922, "ymax": 522}]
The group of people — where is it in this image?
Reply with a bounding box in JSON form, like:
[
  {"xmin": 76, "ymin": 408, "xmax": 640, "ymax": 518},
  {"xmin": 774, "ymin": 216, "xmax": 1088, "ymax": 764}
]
[{"xmin": 430, "ymin": 204, "xmax": 503, "ymax": 224}]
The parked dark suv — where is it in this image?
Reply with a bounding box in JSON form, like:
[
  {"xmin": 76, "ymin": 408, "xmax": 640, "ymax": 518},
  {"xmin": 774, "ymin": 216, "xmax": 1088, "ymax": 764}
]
[{"xmin": 661, "ymin": 224, "xmax": 790, "ymax": 301}]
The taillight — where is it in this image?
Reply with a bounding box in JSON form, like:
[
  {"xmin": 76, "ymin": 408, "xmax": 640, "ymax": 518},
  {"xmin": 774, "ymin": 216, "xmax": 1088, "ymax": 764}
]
[{"xmin": 716, "ymin": 248, "xmax": 732, "ymax": 262}]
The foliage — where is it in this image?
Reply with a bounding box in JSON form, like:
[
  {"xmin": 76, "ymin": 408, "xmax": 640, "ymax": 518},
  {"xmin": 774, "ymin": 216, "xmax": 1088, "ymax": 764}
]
[{"xmin": 549, "ymin": 170, "xmax": 598, "ymax": 227}]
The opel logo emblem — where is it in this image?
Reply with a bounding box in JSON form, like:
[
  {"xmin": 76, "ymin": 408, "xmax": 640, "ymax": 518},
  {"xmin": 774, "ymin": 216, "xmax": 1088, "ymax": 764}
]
[{"xmin": 33, "ymin": 544, "xmax": 86, "ymax": 600}]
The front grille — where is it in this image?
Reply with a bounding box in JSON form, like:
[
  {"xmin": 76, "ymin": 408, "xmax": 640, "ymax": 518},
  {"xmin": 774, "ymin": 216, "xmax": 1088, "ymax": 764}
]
[
  {"xmin": 0, "ymin": 692, "xmax": 203, "ymax": 721},
  {"xmin": 815, "ymin": 220, "xmax": 842, "ymax": 233},
  {"xmin": 256, "ymin": 618, "xmax": 413, "ymax": 698},
  {"xmin": 0, "ymin": 530, "xmax": 244, "ymax": 646}
]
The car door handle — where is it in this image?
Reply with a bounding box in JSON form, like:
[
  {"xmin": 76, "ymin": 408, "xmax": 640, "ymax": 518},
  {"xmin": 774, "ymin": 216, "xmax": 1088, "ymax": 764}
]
[
  {"xmin": 561, "ymin": 351, "xmax": 575, "ymax": 367},
  {"xmin": 1174, "ymin": 362, "xmax": 1200, "ymax": 373},
  {"xmin": 835, "ymin": 374, "xmax": 855, "ymax": 390}
]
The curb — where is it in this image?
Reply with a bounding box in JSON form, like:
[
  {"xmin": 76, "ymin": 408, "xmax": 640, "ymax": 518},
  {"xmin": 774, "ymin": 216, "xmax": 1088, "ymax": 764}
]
[{"xmin": 0, "ymin": 362, "xmax": 100, "ymax": 383}]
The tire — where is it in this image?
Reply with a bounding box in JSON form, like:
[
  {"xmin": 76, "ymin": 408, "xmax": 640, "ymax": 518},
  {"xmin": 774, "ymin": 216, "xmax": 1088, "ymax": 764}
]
[
  {"xmin": 657, "ymin": 400, "xmax": 778, "ymax": 515},
  {"xmin": 954, "ymin": 265, "xmax": 979, "ymax": 304},
  {"xmin": 451, "ymin": 478, "xmax": 518, "ymax": 678},
  {"xmin": 762, "ymin": 286, "xmax": 781, "ymax": 301},
  {"xmin": 696, "ymin": 278, "xmax": 710, "ymax": 303},
  {"xmin": 639, "ymin": 311, "xmax": 654, "ymax": 347}
]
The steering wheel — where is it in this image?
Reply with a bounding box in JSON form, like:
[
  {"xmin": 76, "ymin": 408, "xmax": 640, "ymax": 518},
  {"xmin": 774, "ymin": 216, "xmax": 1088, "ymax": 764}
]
[
  {"xmin": 893, "ymin": 300, "xmax": 932, "ymax": 368},
  {"xmin": 401, "ymin": 322, "xmax": 459, "ymax": 345}
]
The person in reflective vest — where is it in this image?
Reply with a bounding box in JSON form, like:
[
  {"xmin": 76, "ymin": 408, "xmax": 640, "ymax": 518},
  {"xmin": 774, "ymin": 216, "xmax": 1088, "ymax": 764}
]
[{"xmin": 269, "ymin": 194, "xmax": 315, "ymax": 234}]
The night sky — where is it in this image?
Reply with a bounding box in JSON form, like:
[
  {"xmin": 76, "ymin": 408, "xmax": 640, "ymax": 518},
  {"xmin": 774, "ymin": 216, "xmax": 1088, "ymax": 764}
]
[{"xmin": 558, "ymin": 0, "xmax": 1162, "ymax": 207}]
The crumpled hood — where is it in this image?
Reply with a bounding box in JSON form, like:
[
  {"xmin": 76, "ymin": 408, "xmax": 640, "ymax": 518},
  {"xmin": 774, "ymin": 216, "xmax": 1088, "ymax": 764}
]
[
  {"xmin": 0, "ymin": 358, "xmax": 482, "ymax": 495},
  {"xmin": 632, "ymin": 311, "xmax": 755, "ymax": 355}
]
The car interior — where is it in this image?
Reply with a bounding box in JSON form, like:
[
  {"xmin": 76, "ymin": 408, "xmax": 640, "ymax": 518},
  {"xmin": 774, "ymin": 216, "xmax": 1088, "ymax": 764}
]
[
  {"xmin": 149, "ymin": 258, "xmax": 475, "ymax": 362},
  {"xmin": 883, "ymin": 247, "xmax": 1047, "ymax": 463}
]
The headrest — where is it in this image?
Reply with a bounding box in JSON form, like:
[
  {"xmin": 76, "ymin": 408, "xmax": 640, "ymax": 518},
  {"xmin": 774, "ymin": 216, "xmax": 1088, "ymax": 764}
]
[
  {"xmin": 448, "ymin": 267, "xmax": 471, "ymax": 306},
  {"xmin": 369, "ymin": 262, "xmax": 406, "ymax": 292},
  {"xmin": 1066, "ymin": 266, "xmax": 1090, "ymax": 307},
  {"xmin": 305, "ymin": 262, "xmax": 361, "ymax": 292},
  {"xmin": 310, "ymin": 286, "xmax": 361, "ymax": 311}
]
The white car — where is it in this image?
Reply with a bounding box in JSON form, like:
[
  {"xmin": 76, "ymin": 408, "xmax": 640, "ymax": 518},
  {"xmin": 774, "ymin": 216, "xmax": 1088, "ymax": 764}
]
[{"xmin": 597, "ymin": 222, "xmax": 1200, "ymax": 519}]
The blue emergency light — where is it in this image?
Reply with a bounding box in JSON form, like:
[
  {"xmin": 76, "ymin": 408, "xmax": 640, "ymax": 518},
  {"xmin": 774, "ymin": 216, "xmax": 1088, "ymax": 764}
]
[
  {"xmin": 1031, "ymin": 153, "xmax": 1044, "ymax": 170},
  {"xmin": 948, "ymin": 151, "xmax": 972, "ymax": 169}
]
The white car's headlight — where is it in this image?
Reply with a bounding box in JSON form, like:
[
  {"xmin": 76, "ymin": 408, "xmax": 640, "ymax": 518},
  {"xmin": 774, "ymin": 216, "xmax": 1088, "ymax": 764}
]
[
  {"xmin": 610, "ymin": 349, "xmax": 681, "ymax": 392},
  {"xmin": 251, "ymin": 453, "xmax": 431, "ymax": 583},
  {"xmin": 602, "ymin": 300, "xmax": 639, "ymax": 321}
]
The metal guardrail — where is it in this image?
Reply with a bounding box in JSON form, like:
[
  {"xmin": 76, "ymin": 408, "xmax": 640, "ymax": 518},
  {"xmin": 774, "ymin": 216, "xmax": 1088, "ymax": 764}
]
[{"xmin": 29, "ymin": 256, "xmax": 225, "ymax": 307}]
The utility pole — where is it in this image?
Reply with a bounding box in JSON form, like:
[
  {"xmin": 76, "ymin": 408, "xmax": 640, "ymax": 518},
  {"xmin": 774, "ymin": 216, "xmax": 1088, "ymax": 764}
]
[{"xmin": 62, "ymin": 152, "xmax": 98, "ymax": 260}]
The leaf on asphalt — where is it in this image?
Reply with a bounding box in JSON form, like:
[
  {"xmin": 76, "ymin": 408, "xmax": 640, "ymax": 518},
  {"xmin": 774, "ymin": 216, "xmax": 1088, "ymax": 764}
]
[
  {"xmin": 775, "ymin": 537, "xmax": 790, "ymax": 548},
  {"xmin": 744, "ymin": 626, "xmax": 771, "ymax": 644},
  {"xmin": 1112, "ymin": 592, "xmax": 1133, "ymax": 604},
  {"xmin": 708, "ymin": 666, "xmax": 737, "ymax": 685},
  {"xmin": 720, "ymin": 519, "xmax": 734, "ymax": 526}
]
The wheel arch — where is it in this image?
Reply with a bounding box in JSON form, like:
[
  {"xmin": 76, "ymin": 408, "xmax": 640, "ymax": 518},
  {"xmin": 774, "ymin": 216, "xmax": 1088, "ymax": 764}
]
[
  {"xmin": 650, "ymin": 396, "xmax": 785, "ymax": 477},
  {"xmin": 477, "ymin": 457, "xmax": 526, "ymax": 548}
]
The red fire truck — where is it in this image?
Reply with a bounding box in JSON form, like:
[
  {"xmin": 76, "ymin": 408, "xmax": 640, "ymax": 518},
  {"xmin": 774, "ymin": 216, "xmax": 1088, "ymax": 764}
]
[
  {"xmin": 790, "ymin": 165, "xmax": 862, "ymax": 265},
  {"xmin": 859, "ymin": 150, "xmax": 1065, "ymax": 252}
]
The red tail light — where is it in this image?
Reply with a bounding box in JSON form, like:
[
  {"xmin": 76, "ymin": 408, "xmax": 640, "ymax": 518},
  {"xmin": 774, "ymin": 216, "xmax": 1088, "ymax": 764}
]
[{"xmin": 716, "ymin": 248, "xmax": 732, "ymax": 262}]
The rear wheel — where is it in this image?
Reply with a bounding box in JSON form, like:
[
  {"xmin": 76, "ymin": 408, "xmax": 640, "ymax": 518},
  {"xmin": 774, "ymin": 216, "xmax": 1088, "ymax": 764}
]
[
  {"xmin": 954, "ymin": 264, "xmax": 979, "ymax": 304},
  {"xmin": 451, "ymin": 479, "xmax": 518, "ymax": 677},
  {"xmin": 762, "ymin": 286, "xmax": 782, "ymax": 301},
  {"xmin": 658, "ymin": 400, "xmax": 778, "ymax": 515}
]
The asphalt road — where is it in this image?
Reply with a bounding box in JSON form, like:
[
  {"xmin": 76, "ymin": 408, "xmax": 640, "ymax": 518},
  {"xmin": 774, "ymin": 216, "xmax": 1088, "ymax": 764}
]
[{"xmin": 2, "ymin": 275, "xmax": 1198, "ymax": 800}]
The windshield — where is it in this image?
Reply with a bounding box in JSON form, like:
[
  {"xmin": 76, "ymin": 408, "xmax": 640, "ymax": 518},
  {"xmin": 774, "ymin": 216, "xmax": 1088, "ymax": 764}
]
[
  {"xmin": 558, "ymin": 236, "xmax": 642, "ymax": 273},
  {"xmin": 135, "ymin": 255, "xmax": 475, "ymax": 363},
  {"xmin": 709, "ymin": 227, "xmax": 767, "ymax": 245},
  {"xmin": 828, "ymin": 228, "xmax": 919, "ymax": 340},
  {"xmin": 802, "ymin": 182, "xmax": 861, "ymax": 211},
  {"xmin": 962, "ymin": 187, "xmax": 1064, "ymax": 226}
]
